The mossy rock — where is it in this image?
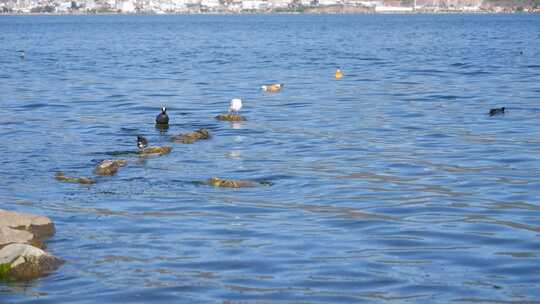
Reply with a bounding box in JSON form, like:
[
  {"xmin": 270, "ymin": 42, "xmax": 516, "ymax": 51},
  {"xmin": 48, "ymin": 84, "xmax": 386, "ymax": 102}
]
[
  {"xmin": 172, "ymin": 129, "xmax": 211, "ymax": 144},
  {"xmin": 94, "ymin": 159, "xmax": 127, "ymax": 176},
  {"xmin": 139, "ymin": 146, "xmax": 172, "ymax": 156},
  {"xmin": 55, "ymin": 172, "xmax": 95, "ymax": 185},
  {"xmin": 0, "ymin": 244, "xmax": 64, "ymax": 281},
  {"xmin": 215, "ymin": 113, "xmax": 247, "ymax": 122},
  {"xmin": 0, "ymin": 263, "xmax": 10, "ymax": 281},
  {"xmin": 205, "ymin": 177, "xmax": 254, "ymax": 188}
]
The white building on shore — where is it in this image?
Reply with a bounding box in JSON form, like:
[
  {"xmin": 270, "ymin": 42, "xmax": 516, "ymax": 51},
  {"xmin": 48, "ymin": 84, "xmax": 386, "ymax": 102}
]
[
  {"xmin": 318, "ymin": 0, "xmax": 341, "ymax": 5},
  {"xmin": 118, "ymin": 0, "xmax": 135, "ymax": 11},
  {"xmin": 375, "ymin": 5, "xmax": 413, "ymax": 11},
  {"xmin": 241, "ymin": 0, "xmax": 266, "ymax": 10},
  {"xmin": 201, "ymin": 0, "xmax": 219, "ymax": 8},
  {"xmin": 267, "ymin": 0, "xmax": 290, "ymax": 9}
]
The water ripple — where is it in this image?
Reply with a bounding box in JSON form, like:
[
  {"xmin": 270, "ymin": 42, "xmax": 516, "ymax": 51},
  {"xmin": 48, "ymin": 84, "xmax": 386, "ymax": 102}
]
[{"xmin": 1, "ymin": 13, "xmax": 540, "ymax": 304}]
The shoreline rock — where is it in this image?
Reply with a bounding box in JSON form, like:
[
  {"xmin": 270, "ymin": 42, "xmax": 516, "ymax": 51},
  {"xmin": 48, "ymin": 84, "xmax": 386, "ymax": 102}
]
[
  {"xmin": 0, "ymin": 226, "xmax": 43, "ymax": 250},
  {"xmin": 0, "ymin": 209, "xmax": 55, "ymax": 242},
  {"xmin": 0, "ymin": 244, "xmax": 64, "ymax": 281},
  {"xmin": 0, "ymin": 209, "xmax": 62, "ymax": 281}
]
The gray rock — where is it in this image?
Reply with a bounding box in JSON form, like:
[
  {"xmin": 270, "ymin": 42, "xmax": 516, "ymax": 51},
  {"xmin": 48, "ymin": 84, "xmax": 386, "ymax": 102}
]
[
  {"xmin": 0, "ymin": 209, "xmax": 55, "ymax": 241},
  {"xmin": 0, "ymin": 243, "xmax": 63, "ymax": 281},
  {"xmin": 0, "ymin": 226, "xmax": 38, "ymax": 249}
]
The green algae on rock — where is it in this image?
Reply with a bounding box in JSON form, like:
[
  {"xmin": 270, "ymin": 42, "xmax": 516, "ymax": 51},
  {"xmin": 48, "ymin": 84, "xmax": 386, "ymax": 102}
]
[
  {"xmin": 171, "ymin": 128, "xmax": 211, "ymax": 144},
  {"xmin": 0, "ymin": 244, "xmax": 64, "ymax": 281},
  {"xmin": 0, "ymin": 263, "xmax": 10, "ymax": 281},
  {"xmin": 138, "ymin": 146, "xmax": 173, "ymax": 156},
  {"xmin": 215, "ymin": 113, "xmax": 247, "ymax": 122},
  {"xmin": 94, "ymin": 159, "xmax": 127, "ymax": 176},
  {"xmin": 0, "ymin": 210, "xmax": 62, "ymax": 281},
  {"xmin": 55, "ymin": 172, "xmax": 95, "ymax": 185}
]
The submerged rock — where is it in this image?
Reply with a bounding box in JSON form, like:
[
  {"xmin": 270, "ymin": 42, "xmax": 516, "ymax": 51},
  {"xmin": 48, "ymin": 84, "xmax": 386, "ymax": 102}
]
[
  {"xmin": 171, "ymin": 129, "xmax": 211, "ymax": 144},
  {"xmin": 205, "ymin": 177, "xmax": 254, "ymax": 188},
  {"xmin": 94, "ymin": 159, "xmax": 127, "ymax": 176},
  {"xmin": 138, "ymin": 146, "xmax": 172, "ymax": 156},
  {"xmin": 55, "ymin": 172, "xmax": 95, "ymax": 185},
  {"xmin": 0, "ymin": 244, "xmax": 64, "ymax": 281},
  {"xmin": 215, "ymin": 113, "xmax": 247, "ymax": 122}
]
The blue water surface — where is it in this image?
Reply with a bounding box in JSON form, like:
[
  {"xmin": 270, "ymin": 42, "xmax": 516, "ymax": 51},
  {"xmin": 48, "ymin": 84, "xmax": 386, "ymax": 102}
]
[{"xmin": 1, "ymin": 13, "xmax": 540, "ymax": 303}]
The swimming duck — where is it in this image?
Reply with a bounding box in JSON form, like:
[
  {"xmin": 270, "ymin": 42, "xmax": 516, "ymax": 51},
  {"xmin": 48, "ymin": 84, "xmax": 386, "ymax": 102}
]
[
  {"xmin": 137, "ymin": 135, "xmax": 148, "ymax": 150},
  {"xmin": 229, "ymin": 98, "xmax": 242, "ymax": 114},
  {"xmin": 261, "ymin": 83, "xmax": 283, "ymax": 92},
  {"xmin": 489, "ymin": 107, "xmax": 505, "ymax": 116},
  {"xmin": 335, "ymin": 68, "xmax": 343, "ymax": 79},
  {"xmin": 155, "ymin": 107, "xmax": 169, "ymax": 125}
]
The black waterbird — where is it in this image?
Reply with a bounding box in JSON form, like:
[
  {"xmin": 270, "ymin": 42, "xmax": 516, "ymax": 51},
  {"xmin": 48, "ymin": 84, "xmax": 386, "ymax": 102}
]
[
  {"xmin": 489, "ymin": 107, "xmax": 505, "ymax": 116},
  {"xmin": 137, "ymin": 135, "xmax": 148, "ymax": 150},
  {"xmin": 156, "ymin": 107, "xmax": 169, "ymax": 126}
]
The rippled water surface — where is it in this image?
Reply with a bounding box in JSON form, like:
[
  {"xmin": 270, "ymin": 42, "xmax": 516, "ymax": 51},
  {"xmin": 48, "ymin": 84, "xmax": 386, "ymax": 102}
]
[{"xmin": 1, "ymin": 14, "xmax": 540, "ymax": 303}]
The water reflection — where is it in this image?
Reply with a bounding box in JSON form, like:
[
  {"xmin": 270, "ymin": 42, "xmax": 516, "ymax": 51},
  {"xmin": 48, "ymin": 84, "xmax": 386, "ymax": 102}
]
[{"xmin": 230, "ymin": 122, "xmax": 243, "ymax": 130}]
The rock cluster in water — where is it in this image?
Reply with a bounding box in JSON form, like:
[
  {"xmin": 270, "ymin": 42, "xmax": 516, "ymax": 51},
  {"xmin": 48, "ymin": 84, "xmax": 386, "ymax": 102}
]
[
  {"xmin": 171, "ymin": 128, "xmax": 211, "ymax": 144},
  {"xmin": 45, "ymin": 100, "xmax": 268, "ymax": 283},
  {"xmin": 56, "ymin": 146, "xmax": 171, "ymax": 185},
  {"xmin": 0, "ymin": 209, "xmax": 63, "ymax": 281}
]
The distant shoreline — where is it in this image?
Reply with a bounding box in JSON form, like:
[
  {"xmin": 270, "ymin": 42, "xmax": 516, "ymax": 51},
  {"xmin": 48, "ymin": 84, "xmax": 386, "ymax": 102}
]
[{"xmin": 1, "ymin": 11, "xmax": 538, "ymax": 16}]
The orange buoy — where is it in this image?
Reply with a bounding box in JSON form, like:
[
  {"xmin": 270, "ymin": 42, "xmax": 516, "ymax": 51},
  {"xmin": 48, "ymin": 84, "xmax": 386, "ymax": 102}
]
[{"xmin": 335, "ymin": 68, "xmax": 343, "ymax": 79}]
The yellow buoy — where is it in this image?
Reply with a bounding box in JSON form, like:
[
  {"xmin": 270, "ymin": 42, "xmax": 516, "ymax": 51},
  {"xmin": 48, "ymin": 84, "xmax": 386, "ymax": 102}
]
[{"xmin": 335, "ymin": 68, "xmax": 343, "ymax": 79}]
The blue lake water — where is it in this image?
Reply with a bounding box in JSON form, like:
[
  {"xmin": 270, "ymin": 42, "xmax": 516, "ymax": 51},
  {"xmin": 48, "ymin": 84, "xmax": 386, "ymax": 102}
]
[{"xmin": 1, "ymin": 13, "xmax": 540, "ymax": 303}]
